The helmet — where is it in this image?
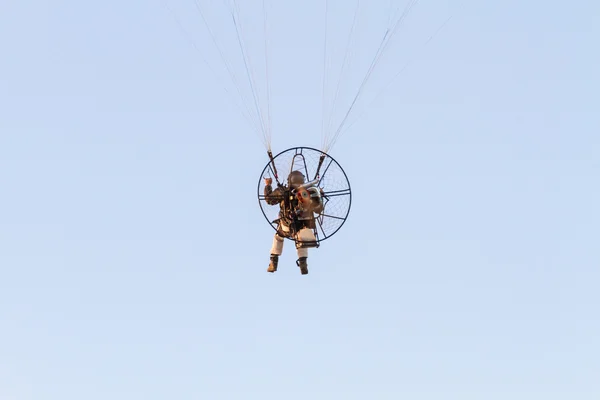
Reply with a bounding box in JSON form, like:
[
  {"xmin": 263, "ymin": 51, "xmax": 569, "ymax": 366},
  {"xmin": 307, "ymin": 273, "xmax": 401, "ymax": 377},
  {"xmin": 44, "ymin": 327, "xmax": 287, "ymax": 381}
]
[{"xmin": 288, "ymin": 170, "xmax": 305, "ymax": 189}]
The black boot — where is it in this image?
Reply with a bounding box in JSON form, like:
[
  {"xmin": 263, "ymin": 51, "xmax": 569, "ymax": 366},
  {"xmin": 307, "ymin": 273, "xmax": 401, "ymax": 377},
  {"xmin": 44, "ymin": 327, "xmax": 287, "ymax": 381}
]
[
  {"xmin": 268, "ymin": 254, "xmax": 278, "ymax": 273},
  {"xmin": 296, "ymin": 257, "xmax": 308, "ymax": 275}
]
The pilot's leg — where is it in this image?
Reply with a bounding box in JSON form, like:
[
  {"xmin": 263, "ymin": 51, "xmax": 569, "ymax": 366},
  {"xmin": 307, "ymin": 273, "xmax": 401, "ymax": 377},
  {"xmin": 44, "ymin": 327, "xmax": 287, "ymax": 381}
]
[
  {"xmin": 295, "ymin": 228, "xmax": 316, "ymax": 275},
  {"xmin": 268, "ymin": 233, "xmax": 283, "ymax": 273},
  {"xmin": 268, "ymin": 223, "xmax": 289, "ymax": 273}
]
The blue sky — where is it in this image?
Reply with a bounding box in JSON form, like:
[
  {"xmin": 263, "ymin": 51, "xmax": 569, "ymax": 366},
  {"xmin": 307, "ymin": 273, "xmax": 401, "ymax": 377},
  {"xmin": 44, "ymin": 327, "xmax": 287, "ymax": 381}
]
[{"xmin": 1, "ymin": 0, "xmax": 599, "ymax": 399}]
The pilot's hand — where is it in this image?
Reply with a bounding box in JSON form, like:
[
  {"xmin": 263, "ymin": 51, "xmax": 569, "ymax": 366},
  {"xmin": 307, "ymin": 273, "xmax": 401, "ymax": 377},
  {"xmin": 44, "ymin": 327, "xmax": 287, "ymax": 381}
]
[{"xmin": 264, "ymin": 177, "xmax": 273, "ymax": 185}]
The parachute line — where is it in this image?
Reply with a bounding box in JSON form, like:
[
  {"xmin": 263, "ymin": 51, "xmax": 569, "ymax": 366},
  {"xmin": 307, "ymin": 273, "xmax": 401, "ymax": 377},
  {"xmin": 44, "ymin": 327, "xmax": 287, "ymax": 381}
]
[
  {"xmin": 338, "ymin": 14, "xmax": 454, "ymax": 139},
  {"xmin": 191, "ymin": 0, "xmax": 264, "ymax": 139},
  {"xmin": 262, "ymin": 0, "xmax": 273, "ymax": 147},
  {"xmin": 324, "ymin": 0, "xmax": 361, "ymax": 149},
  {"xmin": 229, "ymin": 0, "xmax": 269, "ymax": 149},
  {"xmin": 163, "ymin": 0, "xmax": 267, "ymax": 148},
  {"xmin": 323, "ymin": 0, "xmax": 421, "ymax": 153},
  {"xmin": 164, "ymin": 0, "xmax": 455, "ymax": 154}
]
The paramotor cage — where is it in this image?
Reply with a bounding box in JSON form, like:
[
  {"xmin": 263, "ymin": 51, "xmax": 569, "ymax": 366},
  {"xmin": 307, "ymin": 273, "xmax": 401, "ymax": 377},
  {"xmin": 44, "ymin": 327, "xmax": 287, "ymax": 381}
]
[{"xmin": 258, "ymin": 147, "xmax": 351, "ymax": 248}]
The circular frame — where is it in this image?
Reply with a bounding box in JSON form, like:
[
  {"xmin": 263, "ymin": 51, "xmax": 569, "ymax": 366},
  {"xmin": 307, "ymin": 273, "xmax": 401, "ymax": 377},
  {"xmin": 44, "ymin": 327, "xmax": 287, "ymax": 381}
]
[{"xmin": 257, "ymin": 146, "xmax": 352, "ymax": 244}]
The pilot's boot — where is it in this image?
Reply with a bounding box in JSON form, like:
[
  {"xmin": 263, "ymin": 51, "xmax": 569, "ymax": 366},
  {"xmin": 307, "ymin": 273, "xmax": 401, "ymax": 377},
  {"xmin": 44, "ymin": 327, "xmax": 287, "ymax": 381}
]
[
  {"xmin": 267, "ymin": 254, "xmax": 278, "ymax": 273},
  {"xmin": 296, "ymin": 257, "xmax": 308, "ymax": 275}
]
